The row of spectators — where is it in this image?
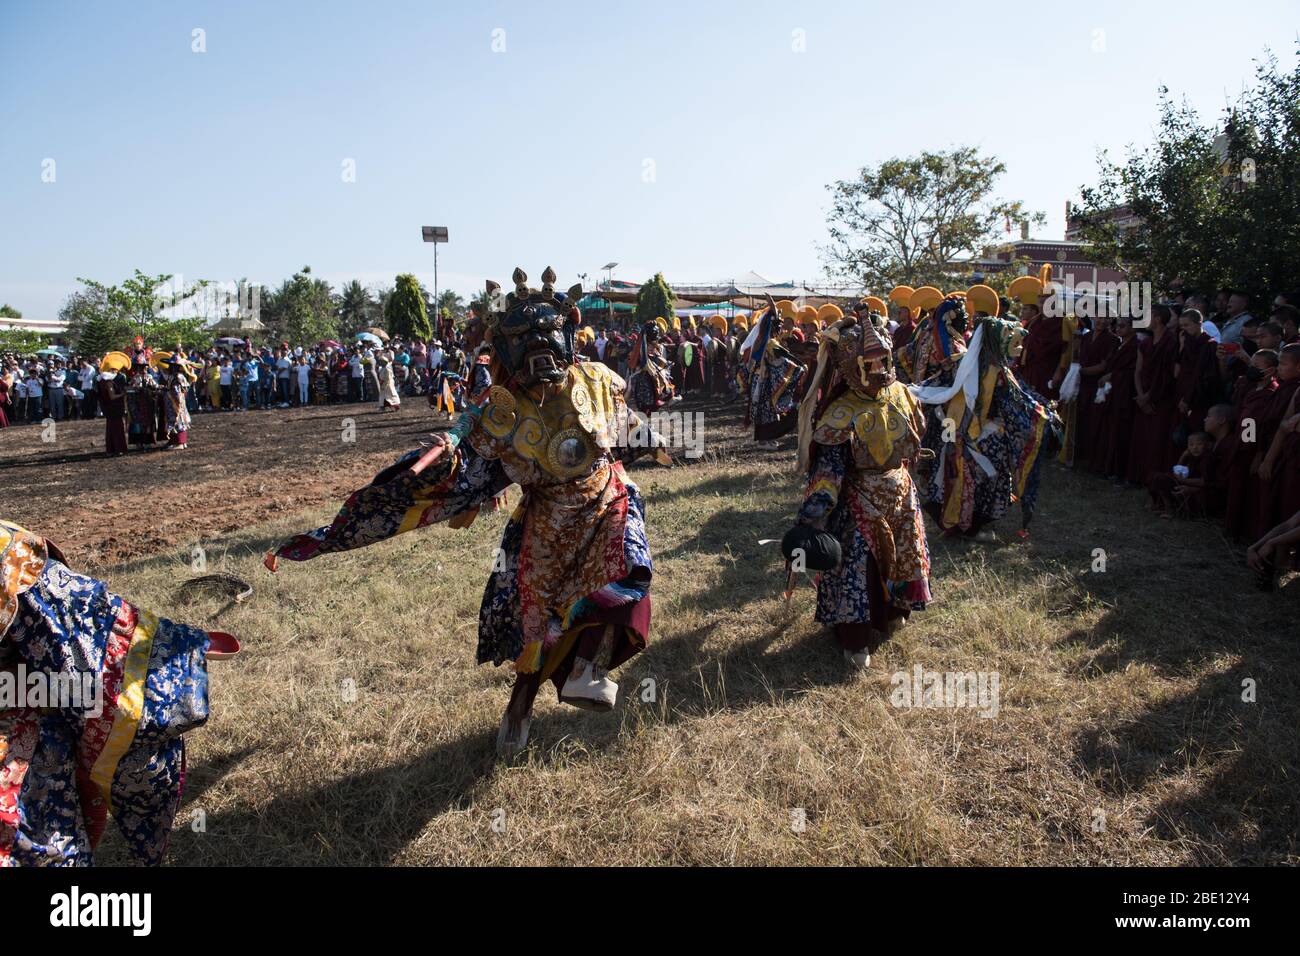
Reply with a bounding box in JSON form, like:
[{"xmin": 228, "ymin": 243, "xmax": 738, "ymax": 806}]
[{"xmin": 0, "ymin": 337, "xmax": 469, "ymax": 425}]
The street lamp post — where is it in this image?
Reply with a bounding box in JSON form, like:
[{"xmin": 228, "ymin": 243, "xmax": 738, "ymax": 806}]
[
  {"xmin": 421, "ymin": 226, "xmax": 449, "ymax": 337},
  {"xmin": 601, "ymin": 261, "xmax": 619, "ymax": 289},
  {"xmin": 600, "ymin": 262, "xmax": 619, "ymax": 328}
]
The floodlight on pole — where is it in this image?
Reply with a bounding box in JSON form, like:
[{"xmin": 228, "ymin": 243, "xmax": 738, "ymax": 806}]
[
  {"xmin": 600, "ymin": 261, "xmax": 619, "ymax": 288},
  {"xmin": 421, "ymin": 226, "xmax": 449, "ymax": 336}
]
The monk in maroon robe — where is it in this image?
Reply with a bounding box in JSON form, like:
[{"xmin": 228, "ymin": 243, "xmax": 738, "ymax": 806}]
[
  {"xmin": 710, "ymin": 336, "xmax": 731, "ymax": 396},
  {"xmin": 1221, "ymin": 350, "xmax": 1279, "ymax": 540},
  {"xmin": 891, "ymin": 307, "xmax": 916, "ymax": 350},
  {"xmin": 1099, "ymin": 318, "xmax": 1140, "ymax": 481},
  {"xmin": 1146, "ymin": 405, "xmax": 1232, "ymax": 517},
  {"xmin": 1076, "ymin": 317, "xmax": 1120, "ymax": 472},
  {"xmin": 1174, "ymin": 309, "xmax": 1222, "ymax": 442},
  {"xmin": 1017, "ymin": 303, "xmax": 1068, "ymax": 398},
  {"xmin": 1257, "ymin": 344, "xmax": 1300, "ymax": 535},
  {"xmin": 680, "ymin": 332, "xmax": 705, "ymax": 395},
  {"xmin": 668, "ymin": 332, "xmax": 685, "ymax": 394},
  {"xmin": 97, "ymin": 370, "xmax": 129, "ymax": 457},
  {"xmin": 1127, "ymin": 305, "xmax": 1182, "ymax": 485},
  {"xmin": 0, "ymin": 373, "xmax": 11, "ymax": 428}
]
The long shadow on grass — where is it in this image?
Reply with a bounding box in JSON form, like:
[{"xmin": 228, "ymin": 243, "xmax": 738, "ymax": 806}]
[
  {"xmin": 1075, "ymin": 660, "xmax": 1299, "ymax": 864},
  {"xmin": 172, "ymin": 733, "xmax": 502, "ymax": 865},
  {"xmin": 151, "ymin": 443, "xmax": 849, "ymax": 859},
  {"xmin": 530, "ymin": 484, "xmax": 861, "ymax": 752},
  {"xmin": 1065, "ymin": 498, "xmax": 1300, "ymax": 864}
]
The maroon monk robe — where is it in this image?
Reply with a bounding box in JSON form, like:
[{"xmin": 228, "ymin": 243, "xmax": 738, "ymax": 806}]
[
  {"xmin": 1221, "ymin": 375, "xmax": 1279, "ymax": 540},
  {"xmin": 679, "ymin": 337, "xmax": 705, "ymax": 394},
  {"xmin": 892, "ymin": 316, "xmax": 916, "ymax": 349},
  {"xmin": 1175, "ymin": 330, "xmax": 1221, "ymax": 436},
  {"xmin": 1076, "ymin": 327, "xmax": 1120, "ymax": 472},
  {"xmin": 709, "ymin": 340, "xmax": 728, "ymax": 395},
  {"xmin": 1267, "ymin": 422, "xmax": 1300, "ymax": 531},
  {"xmin": 1257, "ymin": 381, "xmax": 1300, "ymax": 535},
  {"xmin": 1099, "ymin": 334, "xmax": 1140, "ymax": 480},
  {"xmin": 1190, "ymin": 436, "xmax": 1232, "ymax": 518},
  {"xmin": 668, "ymin": 334, "xmax": 685, "ymax": 393},
  {"xmin": 1127, "ymin": 330, "xmax": 1181, "ymax": 485},
  {"xmin": 98, "ymin": 374, "xmax": 129, "ymax": 456},
  {"xmin": 1018, "ymin": 313, "xmax": 1066, "ymax": 398}
]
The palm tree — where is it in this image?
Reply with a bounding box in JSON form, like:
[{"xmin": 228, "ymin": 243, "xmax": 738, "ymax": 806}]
[
  {"xmin": 338, "ymin": 280, "xmax": 374, "ymax": 336},
  {"xmin": 436, "ymin": 289, "xmax": 466, "ymax": 323}
]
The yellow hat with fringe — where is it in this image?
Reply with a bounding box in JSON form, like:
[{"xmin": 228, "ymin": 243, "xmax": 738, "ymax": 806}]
[
  {"xmin": 966, "ymin": 284, "xmax": 1000, "ymax": 317},
  {"xmin": 862, "ymin": 295, "xmax": 888, "ymax": 317},
  {"xmin": 1007, "ymin": 274, "xmax": 1044, "ymax": 304},
  {"xmin": 100, "ymin": 351, "xmax": 131, "ymax": 374},
  {"xmin": 816, "ymin": 303, "xmax": 844, "ymax": 325},
  {"xmin": 908, "ymin": 286, "xmax": 944, "ymax": 311}
]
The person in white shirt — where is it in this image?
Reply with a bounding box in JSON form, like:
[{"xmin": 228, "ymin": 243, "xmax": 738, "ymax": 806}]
[
  {"xmin": 46, "ymin": 363, "xmax": 67, "ymax": 421},
  {"xmin": 275, "ymin": 349, "xmax": 292, "ymax": 406},
  {"xmin": 348, "ymin": 350, "xmax": 364, "ymax": 402},
  {"xmin": 78, "ymin": 360, "xmax": 99, "ymax": 418},
  {"xmin": 295, "ymin": 356, "xmax": 310, "ymax": 405}
]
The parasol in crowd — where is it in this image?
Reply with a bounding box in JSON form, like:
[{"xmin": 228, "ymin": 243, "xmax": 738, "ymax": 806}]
[
  {"xmin": 214, "ymin": 336, "xmax": 245, "ymax": 348},
  {"xmin": 36, "ymin": 347, "xmax": 68, "ymax": 359},
  {"xmin": 318, "ymin": 339, "xmax": 342, "ymax": 349},
  {"xmin": 355, "ymin": 331, "xmax": 383, "ymax": 346},
  {"xmin": 362, "ymin": 327, "xmax": 390, "ymax": 341}
]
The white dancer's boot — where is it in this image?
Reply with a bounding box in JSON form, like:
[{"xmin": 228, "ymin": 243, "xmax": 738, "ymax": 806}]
[
  {"xmin": 496, "ymin": 711, "xmax": 532, "ymax": 758},
  {"xmin": 843, "ymin": 648, "xmax": 871, "ymax": 670},
  {"xmin": 560, "ymin": 658, "xmax": 619, "ymax": 712}
]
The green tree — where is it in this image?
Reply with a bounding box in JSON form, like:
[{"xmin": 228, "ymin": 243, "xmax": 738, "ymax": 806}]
[
  {"xmin": 822, "ymin": 147, "xmax": 1042, "ymax": 291},
  {"xmin": 62, "ymin": 270, "xmax": 211, "ymax": 356},
  {"xmin": 143, "ymin": 317, "xmax": 213, "ymax": 351},
  {"xmin": 75, "ymin": 270, "xmax": 203, "ymax": 333},
  {"xmin": 385, "ymin": 273, "xmax": 431, "ymax": 340},
  {"xmin": 60, "ymin": 286, "xmax": 127, "ymax": 355},
  {"xmin": 1074, "ymin": 46, "xmax": 1300, "ymax": 300},
  {"xmin": 435, "ymin": 289, "xmax": 466, "ymax": 324},
  {"xmin": 260, "ymin": 266, "xmax": 339, "ymax": 343},
  {"xmin": 0, "ymin": 303, "xmax": 22, "ymax": 319},
  {"xmin": 634, "ymin": 273, "xmax": 675, "ymax": 328},
  {"xmin": 0, "ymin": 329, "xmax": 51, "ymax": 354},
  {"xmin": 338, "ymin": 280, "xmax": 376, "ymax": 336}
]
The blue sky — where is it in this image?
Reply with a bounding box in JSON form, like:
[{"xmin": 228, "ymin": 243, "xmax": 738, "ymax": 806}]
[{"xmin": 1, "ymin": 0, "xmax": 1295, "ymax": 321}]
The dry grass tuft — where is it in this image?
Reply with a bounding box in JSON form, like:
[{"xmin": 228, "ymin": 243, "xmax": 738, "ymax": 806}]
[{"xmin": 51, "ymin": 397, "xmax": 1296, "ymax": 866}]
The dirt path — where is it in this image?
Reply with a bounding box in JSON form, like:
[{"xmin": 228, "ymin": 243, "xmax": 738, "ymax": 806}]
[
  {"xmin": 0, "ymin": 401, "xmax": 449, "ymax": 566},
  {"xmin": 0, "ymin": 391, "xmax": 749, "ymax": 567}
]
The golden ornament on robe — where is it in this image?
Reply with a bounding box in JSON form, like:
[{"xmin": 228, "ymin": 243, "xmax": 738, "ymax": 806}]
[{"xmin": 545, "ymin": 427, "xmax": 596, "ymax": 479}]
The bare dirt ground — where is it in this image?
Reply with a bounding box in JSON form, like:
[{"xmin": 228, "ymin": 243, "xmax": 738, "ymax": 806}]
[
  {"xmin": 2, "ymin": 392, "xmax": 1297, "ymax": 866},
  {"xmin": 1, "ymin": 401, "xmax": 452, "ymax": 567}
]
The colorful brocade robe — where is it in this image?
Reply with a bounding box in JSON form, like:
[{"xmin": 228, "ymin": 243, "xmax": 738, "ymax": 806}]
[
  {"xmin": 270, "ymin": 361, "xmax": 653, "ymax": 675},
  {"xmin": 797, "ymin": 382, "xmax": 932, "ymax": 628},
  {"xmin": 627, "ymin": 354, "xmax": 674, "ymax": 413},
  {"xmin": 1, "ymin": 520, "xmax": 214, "ymax": 866},
  {"xmin": 898, "ymin": 314, "xmax": 965, "ymax": 386},
  {"xmin": 912, "ymin": 359, "xmax": 1062, "ymax": 533},
  {"xmin": 749, "ymin": 343, "xmax": 806, "ymax": 440}
]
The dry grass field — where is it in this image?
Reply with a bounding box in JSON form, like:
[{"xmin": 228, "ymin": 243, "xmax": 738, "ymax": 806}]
[{"xmin": 3, "ymin": 395, "xmax": 1297, "ymax": 865}]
